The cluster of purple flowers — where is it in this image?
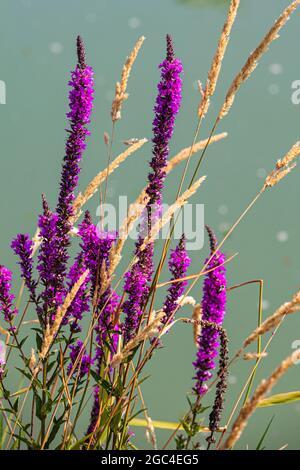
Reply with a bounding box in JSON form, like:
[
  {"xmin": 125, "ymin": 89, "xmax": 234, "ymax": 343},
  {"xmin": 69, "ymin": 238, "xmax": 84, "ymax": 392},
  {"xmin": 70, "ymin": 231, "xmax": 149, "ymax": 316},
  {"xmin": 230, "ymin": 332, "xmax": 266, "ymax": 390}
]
[
  {"xmin": 68, "ymin": 340, "xmax": 94, "ymax": 379},
  {"xmin": 162, "ymin": 235, "xmax": 191, "ymax": 326},
  {"xmin": 123, "ymin": 35, "xmax": 184, "ymax": 343},
  {"xmin": 0, "ymin": 33, "xmax": 224, "ymax": 444},
  {"xmin": 193, "ymin": 227, "xmax": 227, "ymax": 397},
  {"xmin": 0, "ymin": 265, "xmax": 17, "ymax": 327},
  {"xmin": 11, "ymin": 234, "xmax": 37, "ymax": 303}
]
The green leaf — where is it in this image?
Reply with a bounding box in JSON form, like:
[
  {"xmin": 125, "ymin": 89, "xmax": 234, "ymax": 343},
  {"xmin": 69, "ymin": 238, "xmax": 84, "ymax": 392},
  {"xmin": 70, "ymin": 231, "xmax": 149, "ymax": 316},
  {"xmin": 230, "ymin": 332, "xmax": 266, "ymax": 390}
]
[
  {"xmin": 137, "ymin": 375, "xmax": 150, "ymax": 387},
  {"xmin": 0, "ymin": 413, "xmax": 3, "ymax": 449},
  {"xmin": 130, "ymin": 418, "xmax": 225, "ymax": 433},
  {"xmin": 46, "ymin": 415, "xmax": 65, "ymax": 448},
  {"xmin": 0, "ymin": 407, "xmax": 16, "ymax": 415},
  {"xmin": 128, "ymin": 408, "xmax": 147, "ymax": 423},
  {"xmin": 35, "ymin": 332, "xmax": 43, "ymax": 351},
  {"xmin": 35, "ymin": 394, "xmax": 43, "ymax": 421},
  {"xmin": 15, "ymin": 367, "xmax": 32, "ymax": 382},
  {"xmin": 12, "ymin": 398, "xmax": 19, "ymax": 413},
  {"xmin": 19, "ymin": 336, "xmax": 28, "ymax": 348},
  {"xmin": 110, "ymin": 409, "xmax": 122, "ymax": 433},
  {"xmin": 256, "ymin": 416, "xmax": 275, "ymax": 450},
  {"xmin": 40, "ymin": 398, "xmax": 53, "ymax": 418},
  {"xmin": 68, "ymin": 434, "xmax": 89, "ymax": 450},
  {"xmin": 258, "ymin": 391, "xmax": 300, "ymax": 408},
  {"xmin": 11, "ymin": 433, "xmax": 36, "ymax": 450}
]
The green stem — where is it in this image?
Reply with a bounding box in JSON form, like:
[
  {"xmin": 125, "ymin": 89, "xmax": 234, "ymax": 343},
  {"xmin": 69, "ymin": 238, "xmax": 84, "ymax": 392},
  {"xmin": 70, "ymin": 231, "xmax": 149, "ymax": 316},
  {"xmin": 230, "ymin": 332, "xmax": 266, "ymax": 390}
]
[
  {"xmin": 243, "ymin": 280, "xmax": 264, "ymax": 403},
  {"xmin": 41, "ymin": 359, "xmax": 48, "ymax": 446}
]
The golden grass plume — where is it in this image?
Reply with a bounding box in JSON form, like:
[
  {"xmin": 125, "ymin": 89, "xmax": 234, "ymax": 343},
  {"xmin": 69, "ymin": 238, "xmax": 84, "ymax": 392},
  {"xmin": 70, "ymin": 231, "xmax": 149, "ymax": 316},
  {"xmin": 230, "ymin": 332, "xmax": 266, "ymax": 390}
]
[
  {"xmin": 264, "ymin": 141, "xmax": 300, "ymax": 188},
  {"xmin": 72, "ymin": 138, "xmax": 147, "ymax": 217},
  {"xmin": 140, "ymin": 176, "xmax": 206, "ymax": 250},
  {"xmin": 243, "ymin": 288, "xmax": 300, "ymax": 350},
  {"xmin": 219, "ymin": 0, "xmax": 300, "ymax": 119},
  {"xmin": 111, "ymin": 312, "xmax": 165, "ymax": 368},
  {"xmin": 198, "ymin": 0, "xmax": 240, "ymax": 118},
  {"xmin": 166, "ymin": 132, "xmax": 228, "ymax": 172},
  {"xmin": 111, "ymin": 36, "xmax": 145, "ymax": 122},
  {"xmin": 222, "ymin": 349, "xmax": 300, "ymax": 449}
]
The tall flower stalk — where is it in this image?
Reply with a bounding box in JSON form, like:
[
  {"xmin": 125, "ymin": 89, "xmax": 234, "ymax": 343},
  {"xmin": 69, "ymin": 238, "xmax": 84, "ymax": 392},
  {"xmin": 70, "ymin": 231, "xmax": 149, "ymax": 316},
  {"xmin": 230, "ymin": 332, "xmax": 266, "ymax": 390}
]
[
  {"xmin": 38, "ymin": 37, "xmax": 94, "ymax": 325},
  {"xmin": 79, "ymin": 212, "xmax": 120, "ymax": 437},
  {"xmin": 0, "ymin": 6, "xmax": 296, "ymax": 448},
  {"xmin": 11, "ymin": 234, "xmax": 37, "ymax": 304},
  {"xmin": 193, "ymin": 226, "xmax": 227, "ymax": 397},
  {"xmin": 0, "ymin": 266, "xmax": 17, "ymax": 328},
  {"xmin": 162, "ymin": 234, "xmax": 191, "ymax": 325},
  {"xmin": 57, "ymin": 36, "xmax": 94, "ymax": 227},
  {"xmin": 123, "ymin": 35, "xmax": 183, "ymax": 342}
]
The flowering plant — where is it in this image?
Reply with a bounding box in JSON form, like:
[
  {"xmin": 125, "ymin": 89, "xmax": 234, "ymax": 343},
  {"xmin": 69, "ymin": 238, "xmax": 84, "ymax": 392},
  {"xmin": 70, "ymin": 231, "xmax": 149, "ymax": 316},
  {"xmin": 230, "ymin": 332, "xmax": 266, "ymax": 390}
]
[{"xmin": 1, "ymin": 1, "xmax": 300, "ymax": 451}]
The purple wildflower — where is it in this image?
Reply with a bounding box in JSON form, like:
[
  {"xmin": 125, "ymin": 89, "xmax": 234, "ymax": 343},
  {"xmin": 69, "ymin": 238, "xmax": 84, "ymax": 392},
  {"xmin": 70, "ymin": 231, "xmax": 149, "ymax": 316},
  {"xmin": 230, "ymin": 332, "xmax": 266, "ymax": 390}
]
[
  {"xmin": 138, "ymin": 34, "xmax": 183, "ymax": 277},
  {"xmin": 36, "ymin": 37, "xmax": 94, "ymax": 325},
  {"xmin": 94, "ymin": 289, "xmax": 120, "ymax": 369},
  {"xmin": 68, "ymin": 340, "xmax": 93, "ymax": 379},
  {"xmin": 11, "ymin": 234, "xmax": 37, "ymax": 303},
  {"xmin": 56, "ymin": 36, "xmax": 94, "ymax": 229},
  {"xmin": 80, "ymin": 212, "xmax": 120, "ymax": 436},
  {"xmin": 122, "ymin": 264, "xmax": 147, "ymax": 343},
  {"xmin": 162, "ymin": 234, "xmax": 191, "ymax": 325},
  {"xmin": 193, "ymin": 226, "xmax": 227, "ymax": 397},
  {"xmin": 123, "ymin": 35, "xmax": 183, "ymax": 342},
  {"xmin": 0, "ymin": 266, "xmax": 17, "ymax": 326},
  {"xmin": 78, "ymin": 211, "xmax": 119, "ymax": 363},
  {"xmin": 78, "ymin": 211, "xmax": 117, "ymax": 297},
  {"xmin": 37, "ymin": 196, "xmax": 64, "ymax": 322},
  {"xmin": 147, "ymin": 34, "xmax": 183, "ymax": 209},
  {"xmin": 87, "ymin": 385, "xmax": 100, "ymax": 436}
]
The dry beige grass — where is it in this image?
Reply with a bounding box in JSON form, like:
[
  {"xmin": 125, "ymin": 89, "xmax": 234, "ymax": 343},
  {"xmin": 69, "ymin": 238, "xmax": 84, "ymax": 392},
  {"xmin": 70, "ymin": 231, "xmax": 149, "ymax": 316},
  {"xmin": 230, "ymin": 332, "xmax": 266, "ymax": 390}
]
[
  {"xmin": 198, "ymin": 0, "xmax": 240, "ymax": 118},
  {"xmin": 264, "ymin": 142, "xmax": 300, "ymax": 188},
  {"xmin": 72, "ymin": 138, "xmax": 148, "ymax": 218},
  {"xmin": 140, "ymin": 176, "xmax": 206, "ymax": 250},
  {"xmin": 243, "ymin": 288, "xmax": 300, "ymax": 350},
  {"xmin": 222, "ymin": 350, "xmax": 300, "ymax": 449},
  {"xmin": 219, "ymin": 1, "xmax": 300, "ymax": 119},
  {"xmin": 111, "ymin": 36, "xmax": 145, "ymax": 122}
]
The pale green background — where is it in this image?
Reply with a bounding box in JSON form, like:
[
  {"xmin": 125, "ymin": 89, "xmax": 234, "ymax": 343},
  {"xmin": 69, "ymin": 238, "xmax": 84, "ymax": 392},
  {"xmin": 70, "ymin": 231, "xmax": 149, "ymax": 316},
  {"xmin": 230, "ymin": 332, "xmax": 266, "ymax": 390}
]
[{"xmin": 1, "ymin": 0, "xmax": 300, "ymax": 450}]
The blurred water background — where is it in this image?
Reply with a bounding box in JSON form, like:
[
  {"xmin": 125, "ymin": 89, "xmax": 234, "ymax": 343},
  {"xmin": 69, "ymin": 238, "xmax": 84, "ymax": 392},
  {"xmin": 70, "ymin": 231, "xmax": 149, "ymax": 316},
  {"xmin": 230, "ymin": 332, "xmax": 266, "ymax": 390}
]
[{"xmin": 1, "ymin": 0, "xmax": 300, "ymax": 449}]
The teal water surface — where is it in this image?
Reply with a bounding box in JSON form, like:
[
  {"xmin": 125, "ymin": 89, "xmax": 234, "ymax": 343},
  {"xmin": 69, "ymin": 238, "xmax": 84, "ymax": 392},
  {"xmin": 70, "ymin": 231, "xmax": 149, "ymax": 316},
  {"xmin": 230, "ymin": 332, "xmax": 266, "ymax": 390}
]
[{"xmin": 1, "ymin": 0, "xmax": 300, "ymax": 450}]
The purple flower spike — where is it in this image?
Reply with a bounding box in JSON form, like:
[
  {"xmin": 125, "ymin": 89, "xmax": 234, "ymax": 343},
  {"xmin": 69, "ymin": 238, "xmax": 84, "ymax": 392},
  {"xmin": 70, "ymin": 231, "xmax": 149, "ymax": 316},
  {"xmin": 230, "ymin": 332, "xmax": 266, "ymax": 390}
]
[
  {"xmin": 11, "ymin": 234, "xmax": 37, "ymax": 303},
  {"xmin": 147, "ymin": 34, "xmax": 183, "ymax": 208},
  {"xmin": 78, "ymin": 211, "xmax": 117, "ymax": 298},
  {"xmin": 123, "ymin": 35, "xmax": 183, "ymax": 342},
  {"xmin": 68, "ymin": 340, "xmax": 93, "ymax": 379},
  {"xmin": 193, "ymin": 226, "xmax": 227, "ymax": 398},
  {"xmin": 0, "ymin": 266, "xmax": 17, "ymax": 326},
  {"xmin": 36, "ymin": 36, "xmax": 95, "ymax": 325},
  {"xmin": 122, "ymin": 264, "xmax": 147, "ymax": 344},
  {"xmin": 37, "ymin": 196, "xmax": 64, "ymax": 321},
  {"xmin": 37, "ymin": 37, "xmax": 94, "ymax": 324},
  {"xmin": 162, "ymin": 234, "xmax": 191, "ymax": 325},
  {"xmin": 78, "ymin": 211, "xmax": 119, "ymax": 363},
  {"xmin": 87, "ymin": 288, "xmax": 120, "ymax": 438},
  {"xmin": 57, "ymin": 36, "xmax": 94, "ymax": 228}
]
